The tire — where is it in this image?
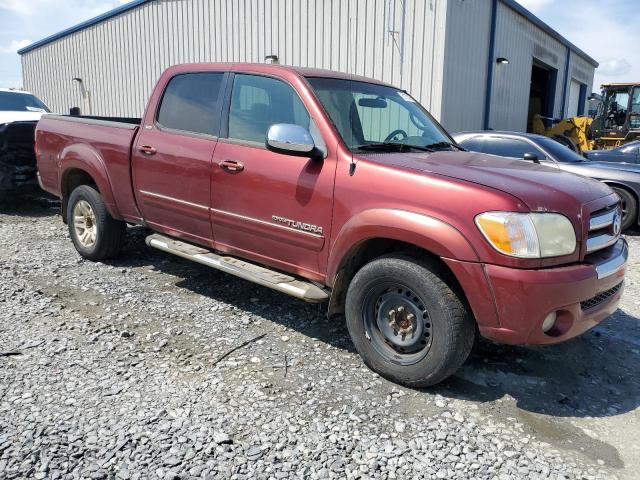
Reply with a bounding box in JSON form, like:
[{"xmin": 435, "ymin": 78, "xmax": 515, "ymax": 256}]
[
  {"xmin": 66, "ymin": 185, "xmax": 125, "ymax": 261},
  {"xmin": 345, "ymin": 254, "xmax": 475, "ymax": 388},
  {"xmin": 611, "ymin": 187, "xmax": 637, "ymax": 232}
]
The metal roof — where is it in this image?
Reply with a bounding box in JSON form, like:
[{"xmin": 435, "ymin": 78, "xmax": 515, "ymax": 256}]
[
  {"xmin": 17, "ymin": 0, "xmax": 152, "ymax": 55},
  {"xmin": 18, "ymin": 0, "xmax": 599, "ymax": 68}
]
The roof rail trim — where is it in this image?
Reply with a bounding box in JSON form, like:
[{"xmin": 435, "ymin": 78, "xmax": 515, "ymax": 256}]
[{"xmin": 17, "ymin": 0, "xmax": 153, "ymax": 55}]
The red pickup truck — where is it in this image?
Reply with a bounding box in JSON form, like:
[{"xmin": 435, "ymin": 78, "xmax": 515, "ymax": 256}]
[{"xmin": 36, "ymin": 63, "xmax": 627, "ymax": 387}]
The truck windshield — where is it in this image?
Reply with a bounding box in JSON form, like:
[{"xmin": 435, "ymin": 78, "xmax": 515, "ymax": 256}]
[
  {"xmin": 0, "ymin": 91, "xmax": 50, "ymax": 112},
  {"xmin": 306, "ymin": 77, "xmax": 453, "ymax": 153}
]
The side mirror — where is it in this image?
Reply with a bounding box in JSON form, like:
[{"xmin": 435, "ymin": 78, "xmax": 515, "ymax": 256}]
[
  {"xmin": 266, "ymin": 124, "xmax": 316, "ymax": 157},
  {"xmin": 523, "ymin": 152, "xmax": 540, "ymax": 164}
]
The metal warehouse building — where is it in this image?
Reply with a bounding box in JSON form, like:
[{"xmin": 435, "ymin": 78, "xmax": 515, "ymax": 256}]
[{"xmin": 19, "ymin": 0, "xmax": 598, "ymax": 134}]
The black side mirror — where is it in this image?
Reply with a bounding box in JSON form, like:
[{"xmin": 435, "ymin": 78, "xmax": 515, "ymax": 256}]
[{"xmin": 524, "ymin": 152, "xmax": 540, "ymax": 164}]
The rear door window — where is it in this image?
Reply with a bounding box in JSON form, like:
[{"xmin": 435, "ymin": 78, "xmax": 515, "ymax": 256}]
[
  {"xmin": 227, "ymin": 74, "xmax": 310, "ymax": 144},
  {"xmin": 157, "ymin": 72, "xmax": 225, "ymax": 136}
]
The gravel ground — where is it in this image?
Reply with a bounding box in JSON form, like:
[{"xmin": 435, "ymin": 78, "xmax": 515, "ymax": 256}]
[{"xmin": 1, "ymin": 196, "xmax": 639, "ymax": 480}]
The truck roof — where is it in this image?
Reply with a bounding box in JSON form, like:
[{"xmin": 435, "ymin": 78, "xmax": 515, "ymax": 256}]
[{"xmin": 165, "ymin": 63, "xmax": 394, "ymax": 88}]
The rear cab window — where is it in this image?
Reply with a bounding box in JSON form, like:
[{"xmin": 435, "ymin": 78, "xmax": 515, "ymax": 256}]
[
  {"xmin": 458, "ymin": 137, "xmax": 485, "ymax": 153},
  {"xmin": 227, "ymin": 74, "xmax": 310, "ymax": 144},
  {"xmin": 475, "ymin": 137, "xmax": 546, "ymax": 160},
  {"xmin": 156, "ymin": 72, "xmax": 225, "ymax": 136}
]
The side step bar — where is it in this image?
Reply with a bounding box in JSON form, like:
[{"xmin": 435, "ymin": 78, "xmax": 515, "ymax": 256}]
[{"xmin": 145, "ymin": 234, "xmax": 329, "ymax": 303}]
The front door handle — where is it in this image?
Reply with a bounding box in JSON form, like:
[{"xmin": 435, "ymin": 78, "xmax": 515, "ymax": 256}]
[
  {"xmin": 139, "ymin": 145, "xmax": 156, "ymax": 155},
  {"xmin": 219, "ymin": 159, "xmax": 244, "ymax": 172}
]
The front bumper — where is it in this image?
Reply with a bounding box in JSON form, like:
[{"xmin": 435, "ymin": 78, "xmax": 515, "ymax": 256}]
[{"xmin": 446, "ymin": 239, "xmax": 627, "ymax": 345}]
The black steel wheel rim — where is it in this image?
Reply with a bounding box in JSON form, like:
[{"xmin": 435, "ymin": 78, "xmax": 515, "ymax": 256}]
[{"xmin": 362, "ymin": 283, "xmax": 433, "ymax": 366}]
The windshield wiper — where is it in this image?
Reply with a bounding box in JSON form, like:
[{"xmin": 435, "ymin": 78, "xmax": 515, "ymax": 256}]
[
  {"xmin": 423, "ymin": 141, "xmax": 464, "ymax": 151},
  {"xmin": 355, "ymin": 142, "xmax": 433, "ymax": 153}
]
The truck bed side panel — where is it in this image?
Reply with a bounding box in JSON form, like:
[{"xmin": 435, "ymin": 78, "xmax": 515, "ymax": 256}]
[{"xmin": 36, "ymin": 115, "xmax": 142, "ymax": 221}]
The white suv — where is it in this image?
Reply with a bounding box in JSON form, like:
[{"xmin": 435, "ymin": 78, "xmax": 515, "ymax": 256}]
[{"xmin": 0, "ymin": 88, "xmax": 50, "ymax": 125}]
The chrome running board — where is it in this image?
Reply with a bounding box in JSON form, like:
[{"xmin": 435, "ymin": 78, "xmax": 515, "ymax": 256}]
[{"xmin": 145, "ymin": 234, "xmax": 329, "ymax": 303}]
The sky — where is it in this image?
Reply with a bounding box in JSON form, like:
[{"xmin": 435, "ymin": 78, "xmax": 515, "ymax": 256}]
[
  {"xmin": 0, "ymin": 0, "xmax": 638, "ymax": 92},
  {"xmin": 0, "ymin": 0, "xmax": 128, "ymax": 88},
  {"xmin": 517, "ymin": 0, "xmax": 639, "ymax": 89}
]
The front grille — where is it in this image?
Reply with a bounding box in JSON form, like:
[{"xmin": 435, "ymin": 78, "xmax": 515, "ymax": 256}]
[
  {"xmin": 580, "ymin": 282, "xmax": 623, "ymax": 310},
  {"xmin": 586, "ymin": 204, "xmax": 621, "ymax": 255}
]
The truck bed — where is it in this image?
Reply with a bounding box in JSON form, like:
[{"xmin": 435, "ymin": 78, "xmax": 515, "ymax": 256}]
[
  {"xmin": 62, "ymin": 115, "xmax": 142, "ymax": 125},
  {"xmin": 35, "ymin": 114, "xmax": 142, "ymax": 221}
]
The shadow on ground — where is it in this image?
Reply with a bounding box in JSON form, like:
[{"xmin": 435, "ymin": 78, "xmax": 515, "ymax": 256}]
[
  {"xmin": 108, "ymin": 227, "xmax": 640, "ymax": 425},
  {"xmin": 0, "ymin": 194, "xmax": 59, "ymax": 218}
]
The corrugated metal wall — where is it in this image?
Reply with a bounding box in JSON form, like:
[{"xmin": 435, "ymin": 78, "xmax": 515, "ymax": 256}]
[
  {"xmin": 489, "ymin": 1, "xmax": 567, "ymax": 131},
  {"xmin": 439, "ymin": 0, "xmax": 492, "ymax": 132},
  {"xmin": 566, "ymin": 52, "xmax": 594, "ymax": 116},
  {"xmin": 21, "ymin": 0, "xmax": 448, "ymax": 119},
  {"xmin": 483, "ymin": 1, "xmax": 593, "ymax": 132}
]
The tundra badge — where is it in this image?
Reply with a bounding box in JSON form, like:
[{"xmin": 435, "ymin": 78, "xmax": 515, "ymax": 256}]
[{"xmin": 272, "ymin": 215, "xmax": 323, "ymax": 235}]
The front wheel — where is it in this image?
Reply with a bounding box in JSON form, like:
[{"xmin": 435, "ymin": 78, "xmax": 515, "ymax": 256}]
[
  {"xmin": 345, "ymin": 254, "xmax": 475, "ymax": 387},
  {"xmin": 67, "ymin": 185, "xmax": 125, "ymax": 261}
]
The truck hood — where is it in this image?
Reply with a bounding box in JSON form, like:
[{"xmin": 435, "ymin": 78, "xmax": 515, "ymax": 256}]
[
  {"xmin": 0, "ymin": 111, "xmax": 44, "ymax": 125},
  {"xmin": 358, "ymin": 150, "xmax": 613, "ymax": 211}
]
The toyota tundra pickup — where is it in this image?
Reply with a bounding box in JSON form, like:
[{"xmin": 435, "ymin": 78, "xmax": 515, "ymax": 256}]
[{"xmin": 35, "ymin": 63, "xmax": 628, "ymax": 387}]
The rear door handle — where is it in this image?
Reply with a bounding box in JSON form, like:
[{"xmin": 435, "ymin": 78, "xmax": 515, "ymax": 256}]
[
  {"xmin": 139, "ymin": 145, "xmax": 156, "ymax": 155},
  {"xmin": 219, "ymin": 159, "xmax": 244, "ymax": 172}
]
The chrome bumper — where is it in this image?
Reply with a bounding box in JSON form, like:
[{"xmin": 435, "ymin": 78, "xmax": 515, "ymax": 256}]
[{"xmin": 588, "ymin": 238, "xmax": 628, "ymax": 280}]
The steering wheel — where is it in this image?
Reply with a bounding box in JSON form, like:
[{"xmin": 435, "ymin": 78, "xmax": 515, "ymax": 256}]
[{"xmin": 384, "ymin": 129, "xmax": 408, "ymax": 142}]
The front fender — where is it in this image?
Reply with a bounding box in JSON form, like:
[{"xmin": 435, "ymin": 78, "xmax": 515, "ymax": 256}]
[
  {"xmin": 59, "ymin": 143, "xmax": 121, "ymax": 219},
  {"xmin": 326, "ymin": 208, "xmax": 479, "ymax": 283}
]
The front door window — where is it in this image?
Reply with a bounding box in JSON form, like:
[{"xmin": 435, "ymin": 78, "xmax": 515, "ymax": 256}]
[{"xmin": 228, "ymin": 74, "xmax": 310, "ymax": 144}]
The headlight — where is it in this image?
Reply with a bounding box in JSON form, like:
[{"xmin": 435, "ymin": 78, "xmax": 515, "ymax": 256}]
[{"xmin": 475, "ymin": 212, "xmax": 576, "ymax": 258}]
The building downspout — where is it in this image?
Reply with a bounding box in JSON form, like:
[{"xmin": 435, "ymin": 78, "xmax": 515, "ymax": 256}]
[
  {"xmin": 560, "ymin": 46, "xmax": 571, "ymax": 118},
  {"xmin": 483, "ymin": 0, "xmax": 498, "ymax": 130}
]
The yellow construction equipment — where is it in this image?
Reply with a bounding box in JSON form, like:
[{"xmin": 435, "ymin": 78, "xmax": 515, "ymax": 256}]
[
  {"xmin": 532, "ymin": 115, "xmax": 594, "ymax": 153},
  {"xmin": 533, "ymin": 82, "xmax": 640, "ymax": 153}
]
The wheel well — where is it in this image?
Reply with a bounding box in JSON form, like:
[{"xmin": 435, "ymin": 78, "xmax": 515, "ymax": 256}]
[
  {"xmin": 603, "ymin": 182, "xmax": 638, "ymax": 212},
  {"xmin": 61, "ymin": 168, "xmax": 99, "ymax": 222},
  {"xmin": 327, "ymin": 238, "xmax": 465, "ymax": 319}
]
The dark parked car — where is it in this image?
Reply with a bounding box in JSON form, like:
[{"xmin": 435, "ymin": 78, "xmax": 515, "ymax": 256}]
[
  {"xmin": 453, "ymin": 131, "xmax": 640, "ymax": 231},
  {"xmin": 0, "ymin": 89, "xmax": 50, "ymax": 202},
  {"xmin": 584, "ymin": 141, "xmax": 640, "ymax": 164}
]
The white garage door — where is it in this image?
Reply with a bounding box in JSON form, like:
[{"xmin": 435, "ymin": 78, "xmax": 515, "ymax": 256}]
[{"xmin": 567, "ymin": 79, "xmax": 582, "ymax": 117}]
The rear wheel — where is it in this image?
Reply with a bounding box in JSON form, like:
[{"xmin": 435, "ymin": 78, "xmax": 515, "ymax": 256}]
[
  {"xmin": 67, "ymin": 185, "xmax": 125, "ymax": 260},
  {"xmin": 611, "ymin": 186, "xmax": 637, "ymax": 232},
  {"xmin": 345, "ymin": 254, "xmax": 475, "ymax": 387}
]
